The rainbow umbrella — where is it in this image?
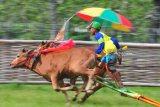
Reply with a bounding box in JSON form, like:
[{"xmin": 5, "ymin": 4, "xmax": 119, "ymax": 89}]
[{"xmin": 76, "ymin": 7, "xmax": 134, "ymax": 32}]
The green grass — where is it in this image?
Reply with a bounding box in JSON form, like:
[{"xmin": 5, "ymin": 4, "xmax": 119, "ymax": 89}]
[{"xmin": 0, "ymin": 84, "xmax": 159, "ymax": 107}]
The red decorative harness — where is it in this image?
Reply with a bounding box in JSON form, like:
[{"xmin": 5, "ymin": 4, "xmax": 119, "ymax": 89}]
[
  {"xmin": 24, "ymin": 52, "xmax": 36, "ymax": 69},
  {"xmin": 15, "ymin": 52, "xmax": 36, "ymax": 70}
]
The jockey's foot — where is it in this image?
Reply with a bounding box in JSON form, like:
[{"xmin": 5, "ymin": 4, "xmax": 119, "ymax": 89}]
[
  {"xmin": 120, "ymin": 93, "xmax": 128, "ymax": 97},
  {"xmin": 86, "ymin": 89, "xmax": 93, "ymax": 94},
  {"xmin": 112, "ymin": 81, "xmax": 119, "ymax": 88},
  {"xmin": 119, "ymin": 87, "xmax": 128, "ymax": 92},
  {"xmin": 119, "ymin": 87, "xmax": 128, "ymax": 97}
]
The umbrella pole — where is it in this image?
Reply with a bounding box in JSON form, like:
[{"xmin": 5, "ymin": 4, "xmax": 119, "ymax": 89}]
[{"xmin": 54, "ymin": 14, "xmax": 75, "ymax": 41}]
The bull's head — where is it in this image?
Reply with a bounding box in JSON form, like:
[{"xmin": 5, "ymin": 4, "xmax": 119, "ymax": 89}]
[{"xmin": 10, "ymin": 48, "xmax": 34, "ymax": 68}]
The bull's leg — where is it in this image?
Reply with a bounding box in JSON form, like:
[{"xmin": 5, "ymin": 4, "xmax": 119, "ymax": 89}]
[
  {"xmin": 51, "ymin": 72, "xmax": 76, "ymax": 91},
  {"xmin": 72, "ymin": 88, "xmax": 84, "ymax": 102},
  {"xmin": 59, "ymin": 85, "xmax": 76, "ymax": 91},
  {"xmin": 59, "ymin": 76, "xmax": 78, "ymax": 91},
  {"xmin": 85, "ymin": 76, "xmax": 94, "ymax": 92},
  {"xmin": 61, "ymin": 90, "xmax": 71, "ymax": 104},
  {"xmin": 85, "ymin": 70, "xmax": 95, "ymax": 93},
  {"xmin": 78, "ymin": 69, "xmax": 106, "ymax": 103},
  {"xmin": 78, "ymin": 83, "xmax": 103, "ymax": 103},
  {"xmin": 51, "ymin": 73, "xmax": 60, "ymax": 91},
  {"xmin": 72, "ymin": 76, "xmax": 88, "ymax": 102},
  {"xmin": 50, "ymin": 73, "xmax": 71, "ymax": 103},
  {"xmin": 58, "ymin": 79, "xmax": 71, "ymax": 104}
]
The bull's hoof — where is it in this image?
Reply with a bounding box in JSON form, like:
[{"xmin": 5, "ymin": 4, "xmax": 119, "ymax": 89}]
[
  {"xmin": 72, "ymin": 86, "xmax": 78, "ymax": 91},
  {"xmin": 64, "ymin": 83, "xmax": 71, "ymax": 87},
  {"xmin": 66, "ymin": 101, "xmax": 71, "ymax": 106},
  {"xmin": 120, "ymin": 93, "xmax": 128, "ymax": 97},
  {"xmin": 55, "ymin": 89, "xmax": 60, "ymax": 92},
  {"xmin": 72, "ymin": 97, "xmax": 77, "ymax": 102},
  {"xmin": 86, "ymin": 89, "xmax": 93, "ymax": 94},
  {"xmin": 77, "ymin": 99, "xmax": 84, "ymax": 104}
]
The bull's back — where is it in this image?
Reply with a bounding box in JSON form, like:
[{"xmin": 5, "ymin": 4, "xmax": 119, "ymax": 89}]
[
  {"xmin": 41, "ymin": 47, "xmax": 96, "ymax": 74},
  {"xmin": 45, "ymin": 47, "xmax": 95, "ymax": 60},
  {"xmin": 67, "ymin": 47, "xmax": 96, "ymax": 73}
]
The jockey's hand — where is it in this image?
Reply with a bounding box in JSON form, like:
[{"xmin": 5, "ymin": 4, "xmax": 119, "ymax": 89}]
[
  {"xmin": 96, "ymin": 54, "xmax": 102, "ymax": 57},
  {"xmin": 96, "ymin": 54, "xmax": 102, "ymax": 61}
]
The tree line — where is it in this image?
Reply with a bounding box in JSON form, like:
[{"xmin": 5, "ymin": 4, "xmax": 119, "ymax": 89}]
[{"xmin": 0, "ymin": 0, "xmax": 159, "ymax": 43}]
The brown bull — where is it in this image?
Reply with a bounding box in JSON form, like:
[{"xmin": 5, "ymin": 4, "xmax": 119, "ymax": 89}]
[
  {"xmin": 10, "ymin": 46, "xmax": 101, "ymax": 103},
  {"xmin": 35, "ymin": 41, "xmax": 104, "ymax": 103}
]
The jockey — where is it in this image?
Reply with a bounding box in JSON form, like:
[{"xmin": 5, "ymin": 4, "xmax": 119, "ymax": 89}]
[{"xmin": 87, "ymin": 21, "xmax": 124, "ymax": 88}]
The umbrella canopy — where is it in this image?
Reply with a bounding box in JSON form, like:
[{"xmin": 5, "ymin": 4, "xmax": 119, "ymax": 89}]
[{"xmin": 76, "ymin": 7, "xmax": 134, "ymax": 32}]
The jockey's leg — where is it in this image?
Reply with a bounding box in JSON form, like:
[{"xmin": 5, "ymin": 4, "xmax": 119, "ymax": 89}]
[
  {"xmin": 94, "ymin": 55, "xmax": 106, "ymax": 75},
  {"xmin": 94, "ymin": 62, "xmax": 105, "ymax": 75},
  {"xmin": 112, "ymin": 70, "xmax": 124, "ymax": 88},
  {"xmin": 108, "ymin": 63, "xmax": 124, "ymax": 88}
]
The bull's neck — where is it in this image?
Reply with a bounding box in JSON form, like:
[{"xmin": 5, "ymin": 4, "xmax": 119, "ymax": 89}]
[{"xmin": 24, "ymin": 57, "xmax": 42, "ymax": 76}]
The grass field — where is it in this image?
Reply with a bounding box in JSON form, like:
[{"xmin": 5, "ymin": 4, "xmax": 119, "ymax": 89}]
[{"xmin": 0, "ymin": 84, "xmax": 159, "ymax": 107}]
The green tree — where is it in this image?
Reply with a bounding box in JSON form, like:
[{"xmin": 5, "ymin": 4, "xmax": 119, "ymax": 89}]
[
  {"xmin": 0, "ymin": 0, "xmax": 52, "ymax": 39},
  {"xmin": 148, "ymin": 0, "xmax": 160, "ymax": 42},
  {"xmin": 0, "ymin": 0, "xmax": 158, "ymax": 43}
]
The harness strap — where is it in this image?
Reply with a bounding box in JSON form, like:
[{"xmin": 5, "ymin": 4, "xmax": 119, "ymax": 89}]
[{"xmin": 25, "ymin": 52, "xmax": 38, "ymax": 70}]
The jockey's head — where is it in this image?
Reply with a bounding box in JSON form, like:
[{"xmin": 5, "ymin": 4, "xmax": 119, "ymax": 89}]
[{"xmin": 87, "ymin": 21, "xmax": 101, "ymax": 35}]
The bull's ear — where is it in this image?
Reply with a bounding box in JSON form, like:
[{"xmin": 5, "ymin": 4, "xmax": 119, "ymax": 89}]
[
  {"xmin": 22, "ymin": 48, "xmax": 26, "ymax": 52},
  {"xmin": 45, "ymin": 41, "xmax": 48, "ymax": 44},
  {"xmin": 41, "ymin": 41, "xmax": 46, "ymax": 45},
  {"xmin": 27, "ymin": 49, "xmax": 34, "ymax": 55}
]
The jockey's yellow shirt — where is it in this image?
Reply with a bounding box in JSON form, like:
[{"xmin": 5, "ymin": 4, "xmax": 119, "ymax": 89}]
[{"xmin": 94, "ymin": 32, "xmax": 120, "ymax": 55}]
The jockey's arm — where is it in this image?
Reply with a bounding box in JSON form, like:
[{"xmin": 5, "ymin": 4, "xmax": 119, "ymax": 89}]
[
  {"xmin": 95, "ymin": 33, "xmax": 104, "ymax": 56},
  {"xmin": 111, "ymin": 38, "xmax": 120, "ymax": 49}
]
